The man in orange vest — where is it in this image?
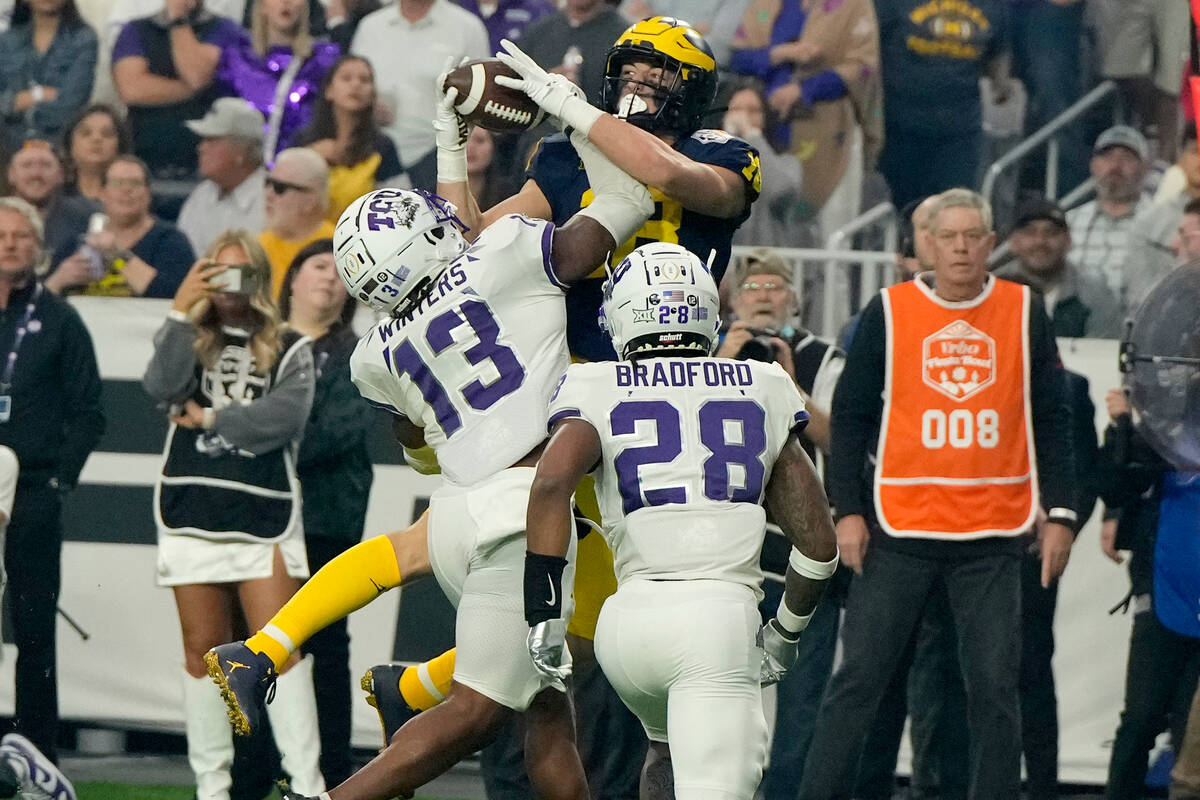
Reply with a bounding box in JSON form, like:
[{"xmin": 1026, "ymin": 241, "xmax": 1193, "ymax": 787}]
[{"xmin": 800, "ymin": 188, "xmax": 1080, "ymax": 800}]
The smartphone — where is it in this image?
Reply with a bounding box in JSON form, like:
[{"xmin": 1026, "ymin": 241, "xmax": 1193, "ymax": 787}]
[{"xmin": 212, "ymin": 263, "xmax": 260, "ymax": 295}]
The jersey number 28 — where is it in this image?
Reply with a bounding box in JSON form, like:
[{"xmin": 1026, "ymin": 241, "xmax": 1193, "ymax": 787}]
[{"xmin": 611, "ymin": 399, "xmax": 767, "ymax": 514}]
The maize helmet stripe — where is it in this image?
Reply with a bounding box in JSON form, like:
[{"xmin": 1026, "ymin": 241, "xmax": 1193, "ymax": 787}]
[{"xmin": 614, "ymin": 16, "xmax": 716, "ymax": 73}]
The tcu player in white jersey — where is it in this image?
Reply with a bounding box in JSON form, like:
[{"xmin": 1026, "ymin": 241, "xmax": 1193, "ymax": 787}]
[
  {"xmin": 209, "ymin": 124, "xmax": 653, "ymax": 800},
  {"xmin": 522, "ymin": 243, "xmax": 840, "ymax": 800}
]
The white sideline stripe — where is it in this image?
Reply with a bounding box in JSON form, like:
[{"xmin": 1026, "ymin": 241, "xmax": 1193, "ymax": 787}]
[{"xmin": 877, "ymin": 472, "xmax": 1031, "ymax": 486}]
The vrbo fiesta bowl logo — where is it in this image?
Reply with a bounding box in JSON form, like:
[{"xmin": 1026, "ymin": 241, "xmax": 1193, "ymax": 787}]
[{"xmin": 922, "ymin": 320, "xmax": 995, "ymax": 401}]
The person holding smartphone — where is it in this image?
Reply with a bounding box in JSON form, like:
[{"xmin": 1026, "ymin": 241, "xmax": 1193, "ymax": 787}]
[
  {"xmin": 45, "ymin": 154, "xmax": 193, "ymax": 297},
  {"xmin": 142, "ymin": 229, "xmax": 324, "ymax": 800}
]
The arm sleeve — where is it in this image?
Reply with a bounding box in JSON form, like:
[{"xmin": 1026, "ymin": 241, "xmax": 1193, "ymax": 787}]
[
  {"xmin": 297, "ymin": 344, "xmax": 375, "ymax": 468},
  {"xmin": 55, "ymin": 307, "xmax": 106, "ymax": 487},
  {"xmin": 31, "ymin": 25, "xmax": 98, "ymax": 134},
  {"xmin": 142, "ymin": 316, "xmax": 200, "ymax": 402},
  {"xmin": 827, "ymin": 296, "xmax": 886, "ymax": 517},
  {"xmin": 140, "ymin": 226, "xmax": 196, "ymax": 298},
  {"xmin": 1067, "ymin": 371, "xmax": 1099, "ymax": 529},
  {"xmin": 800, "ymin": 70, "xmax": 848, "ymax": 103},
  {"xmin": 1027, "ymin": 296, "xmax": 1076, "ymax": 516},
  {"xmin": 211, "ymin": 341, "xmax": 315, "ymax": 455}
]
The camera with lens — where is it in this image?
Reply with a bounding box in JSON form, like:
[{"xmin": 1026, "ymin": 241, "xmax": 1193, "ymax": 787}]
[{"xmin": 736, "ymin": 328, "xmax": 780, "ymax": 363}]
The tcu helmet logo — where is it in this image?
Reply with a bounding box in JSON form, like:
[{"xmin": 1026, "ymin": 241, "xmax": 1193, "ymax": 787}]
[{"xmin": 922, "ymin": 320, "xmax": 995, "ymax": 402}]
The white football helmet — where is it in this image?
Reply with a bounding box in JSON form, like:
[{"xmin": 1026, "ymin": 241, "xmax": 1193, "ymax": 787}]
[
  {"xmin": 599, "ymin": 242, "xmax": 720, "ymax": 359},
  {"xmin": 334, "ymin": 188, "xmax": 468, "ymax": 313}
]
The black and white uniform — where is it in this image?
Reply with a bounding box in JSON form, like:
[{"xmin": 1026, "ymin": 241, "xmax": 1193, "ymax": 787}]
[{"xmin": 144, "ymin": 315, "xmax": 315, "ymax": 586}]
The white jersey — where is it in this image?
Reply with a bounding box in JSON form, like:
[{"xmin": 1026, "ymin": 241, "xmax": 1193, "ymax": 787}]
[
  {"xmin": 549, "ymin": 357, "xmax": 808, "ymax": 594},
  {"xmin": 351, "ymin": 215, "xmax": 569, "ymax": 486}
]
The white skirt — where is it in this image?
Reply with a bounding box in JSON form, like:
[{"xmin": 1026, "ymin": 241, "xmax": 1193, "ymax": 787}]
[{"xmin": 156, "ymin": 525, "xmax": 310, "ymax": 587}]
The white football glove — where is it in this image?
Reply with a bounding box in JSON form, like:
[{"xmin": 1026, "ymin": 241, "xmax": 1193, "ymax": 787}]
[
  {"xmin": 758, "ymin": 618, "xmax": 801, "ymax": 687},
  {"xmin": 527, "ymin": 618, "xmax": 572, "ymax": 691},
  {"xmin": 435, "ymin": 56, "xmax": 471, "ymax": 183},
  {"xmin": 494, "ymin": 39, "xmax": 602, "ymax": 135}
]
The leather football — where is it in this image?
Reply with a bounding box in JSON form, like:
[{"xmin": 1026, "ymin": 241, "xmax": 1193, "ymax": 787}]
[{"xmin": 442, "ymin": 58, "xmax": 545, "ymax": 133}]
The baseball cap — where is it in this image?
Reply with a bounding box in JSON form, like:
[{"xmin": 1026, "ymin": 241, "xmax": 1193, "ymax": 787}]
[
  {"xmin": 737, "ymin": 247, "xmax": 795, "ymax": 288},
  {"xmin": 186, "ymin": 98, "xmax": 266, "ymax": 142},
  {"xmin": 1093, "ymin": 125, "xmax": 1148, "ymax": 161},
  {"xmin": 1014, "ymin": 198, "xmax": 1067, "ymax": 231}
]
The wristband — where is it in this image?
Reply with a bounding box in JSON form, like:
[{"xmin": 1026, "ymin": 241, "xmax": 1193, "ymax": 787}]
[
  {"xmin": 436, "ymin": 148, "xmax": 468, "ymax": 185},
  {"xmin": 524, "ymin": 551, "xmax": 567, "ymax": 626},
  {"xmin": 788, "ymin": 546, "xmax": 839, "ymax": 580},
  {"xmin": 559, "ymin": 95, "xmax": 604, "ymax": 138},
  {"xmin": 775, "ymin": 598, "xmax": 813, "ymax": 636},
  {"xmin": 201, "ymin": 407, "xmax": 215, "ymax": 430},
  {"xmin": 402, "ymin": 444, "xmax": 440, "ymax": 475},
  {"xmin": 30, "ymin": 85, "xmax": 45, "ymax": 103}
]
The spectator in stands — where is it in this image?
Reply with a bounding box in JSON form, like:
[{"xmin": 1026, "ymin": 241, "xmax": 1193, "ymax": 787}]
[
  {"xmin": 5, "ymin": 139, "xmax": 98, "ymax": 268},
  {"xmin": 463, "ymin": 126, "xmax": 519, "ymax": 214},
  {"xmin": 460, "ymin": 0, "xmax": 553, "ymax": 54},
  {"xmin": 996, "ymin": 199, "xmax": 1123, "ymax": 338},
  {"xmin": 321, "ymin": 0, "xmax": 374, "ymax": 50},
  {"xmin": 0, "ymin": 0, "xmax": 98, "ymax": 153},
  {"xmin": 1009, "ymin": 0, "xmax": 1087, "ymax": 194},
  {"xmin": 142, "ymin": 229, "xmax": 323, "ymax": 800},
  {"xmin": 288, "ymin": 55, "xmax": 402, "ymax": 224},
  {"xmin": 1099, "ymin": 387, "xmax": 1200, "ymax": 800},
  {"xmin": 1067, "ymin": 126, "xmax": 1152, "ymax": 314},
  {"xmin": 276, "ymin": 238, "xmax": 372, "ymax": 786},
  {"xmin": 217, "ymin": 0, "xmax": 339, "ymax": 160},
  {"xmin": 872, "ymin": 0, "xmax": 1011, "ymax": 210},
  {"xmin": 111, "ymin": 0, "xmax": 244, "ymax": 177},
  {"xmin": 44, "ymin": 154, "xmax": 194, "ymax": 296},
  {"xmin": 177, "ymin": 98, "xmax": 267, "ymax": 256},
  {"xmin": 516, "ymin": 0, "xmax": 629, "ymax": 106},
  {"xmin": 1173, "ymin": 199, "xmax": 1200, "ymax": 265},
  {"xmin": 258, "ymin": 146, "xmax": 332, "ymax": 294},
  {"xmin": 1095, "ymin": 0, "xmax": 1189, "ymax": 162},
  {"xmin": 729, "ymin": 0, "xmax": 881, "ymax": 238},
  {"xmin": 724, "ymin": 82, "xmax": 805, "ymax": 248},
  {"xmin": 61, "ymin": 104, "xmax": 131, "ymax": 203},
  {"xmin": 349, "ymin": 0, "xmax": 487, "ymax": 192},
  {"xmin": 0, "ymin": 195, "xmax": 104, "ymax": 764}
]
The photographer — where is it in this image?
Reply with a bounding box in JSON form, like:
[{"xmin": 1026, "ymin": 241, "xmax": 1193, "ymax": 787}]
[
  {"xmin": 142, "ymin": 230, "xmax": 324, "ymax": 800},
  {"xmin": 715, "ymin": 247, "xmax": 846, "ymax": 798},
  {"xmin": 716, "ymin": 247, "xmax": 842, "ymax": 452}
]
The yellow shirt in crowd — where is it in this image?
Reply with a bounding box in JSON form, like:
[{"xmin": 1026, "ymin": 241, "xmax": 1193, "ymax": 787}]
[{"xmin": 259, "ymin": 220, "xmax": 337, "ymax": 297}]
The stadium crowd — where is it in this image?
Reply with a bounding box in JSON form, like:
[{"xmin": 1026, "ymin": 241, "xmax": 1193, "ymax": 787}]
[{"xmin": 0, "ymin": 1, "xmax": 1199, "ymax": 800}]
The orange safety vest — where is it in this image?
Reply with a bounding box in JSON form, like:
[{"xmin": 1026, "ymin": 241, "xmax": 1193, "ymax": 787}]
[{"xmin": 874, "ymin": 277, "xmax": 1037, "ymax": 539}]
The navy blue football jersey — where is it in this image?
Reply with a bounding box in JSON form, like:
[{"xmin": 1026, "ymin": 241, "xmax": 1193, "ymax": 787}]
[{"xmin": 527, "ymin": 130, "xmax": 762, "ymax": 361}]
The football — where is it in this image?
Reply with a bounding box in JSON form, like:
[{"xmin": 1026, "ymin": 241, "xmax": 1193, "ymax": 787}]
[{"xmin": 442, "ymin": 58, "xmax": 545, "ymax": 133}]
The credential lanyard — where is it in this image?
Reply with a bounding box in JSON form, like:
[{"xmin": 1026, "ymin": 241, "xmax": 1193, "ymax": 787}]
[{"xmin": 0, "ymin": 284, "xmax": 43, "ymax": 394}]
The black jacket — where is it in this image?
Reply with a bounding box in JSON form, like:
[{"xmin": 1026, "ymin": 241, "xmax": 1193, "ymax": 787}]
[
  {"xmin": 0, "ymin": 281, "xmax": 104, "ymax": 488},
  {"xmin": 297, "ymin": 323, "xmax": 374, "ymax": 541},
  {"xmin": 1098, "ymin": 417, "xmax": 1168, "ymax": 598}
]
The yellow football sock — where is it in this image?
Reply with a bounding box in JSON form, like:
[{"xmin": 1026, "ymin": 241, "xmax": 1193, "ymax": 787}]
[
  {"xmin": 247, "ymin": 534, "xmax": 403, "ymax": 670},
  {"xmin": 399, "ymin": 649, "xmax": 457, "ymax": 711}
]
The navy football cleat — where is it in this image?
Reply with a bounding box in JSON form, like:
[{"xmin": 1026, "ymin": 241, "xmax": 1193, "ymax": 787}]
[
  {"xmin": 361, "ymin": 663, "xmax": 420, "ymax": 744},
  {"xmin": 0, "ymin": 733, "xmax": 76, "ymax": 800},
  {"xmin": 205, "ymin": 641, "xmax": 278, "ymax": 736}
]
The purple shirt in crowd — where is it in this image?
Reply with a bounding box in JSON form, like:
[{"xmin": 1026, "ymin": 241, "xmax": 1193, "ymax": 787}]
[
  {"xmin": 219, "ymin": 39, "xmax": 341, "ymax": 157},
  {"xmin": 458, "ymin": 0, "xmax": 555, "ymax": 54}
]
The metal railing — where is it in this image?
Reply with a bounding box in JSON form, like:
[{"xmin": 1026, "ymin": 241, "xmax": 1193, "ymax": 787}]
[
  {"xmin": 981, "ymin": 80, "xmax": 1117, "ymax": 208},
  {"xmin": 729, "ymin": 245, "xmax": 898, "ymax": 339}
]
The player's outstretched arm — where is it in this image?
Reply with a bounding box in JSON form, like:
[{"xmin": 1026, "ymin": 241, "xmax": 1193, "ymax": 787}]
[
  {"xmin": 551, "ymin": 131, "xmax": 654, "ymax": 285},
  {"xmin": 758, "ymin": 437, "xmax": 839, "ymax": 685},
  {"xmin": 495, "ymin": 38, "xmax": 748, "ymax": 219}
]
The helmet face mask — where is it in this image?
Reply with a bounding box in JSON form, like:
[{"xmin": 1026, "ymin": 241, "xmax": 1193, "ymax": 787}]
[
  {"xmin": 599, "ymin": 243, "xmax": 721, "ymax": 360},
  {"xmin": 334, "ymin": 189, "xmax": 468, "ymax": 315},
  {"xmin": 602, "ymin": 16, "xmax": 717, "ymax": 138}
]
